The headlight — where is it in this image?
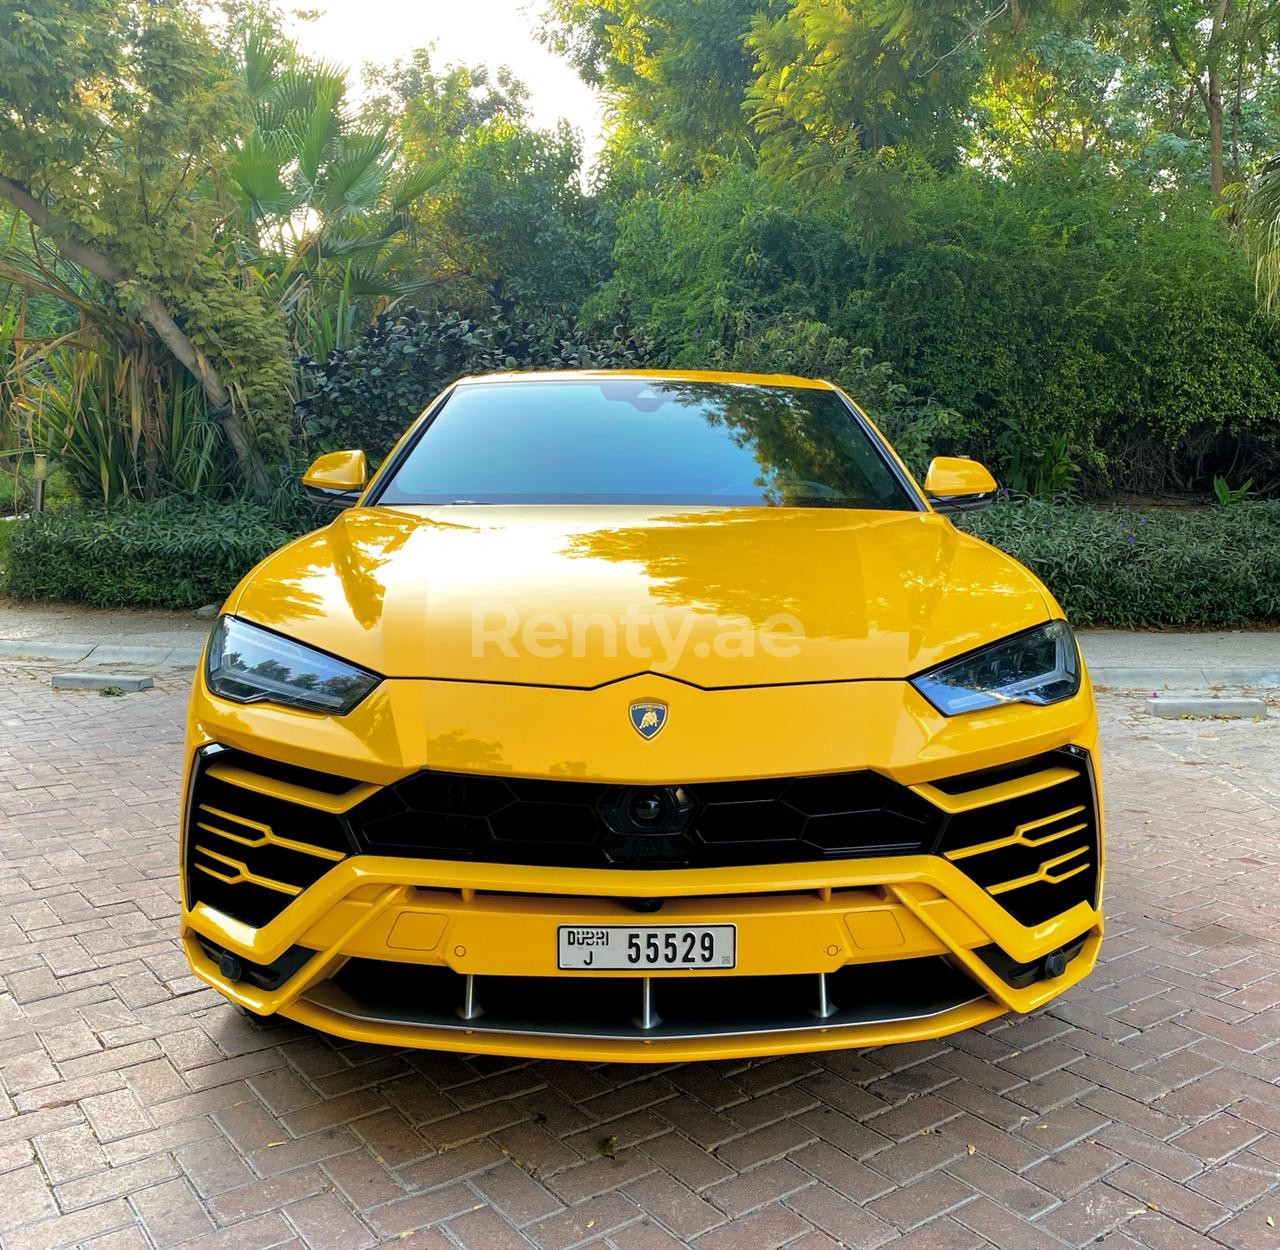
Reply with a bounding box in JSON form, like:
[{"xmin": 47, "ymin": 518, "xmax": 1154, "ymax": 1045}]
[
  {"xmin": 205, "ymin": 616, "xmax": 380, "ymax": 714},
  {"xmin": 911, "ymin": 620, "xmax": 1081, "ymax": 716}
]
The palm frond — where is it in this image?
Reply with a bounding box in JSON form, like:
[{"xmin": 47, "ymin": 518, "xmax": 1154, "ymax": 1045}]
[
  {"xmin": 241, "ymin": 25, "xmax": 286, "ymax": 101},
  {"xmin": 317, "ymin": 129, "xmax": 395, "ymax": 215},
  {"xmin": 1245, "ymin": 155, "xmax": 1280, "ymax": 315},
  {"xmin": 228, "ymin": 131, "xmax": 295, "ymax": 222},
  {"xmin": 387, "ymin": 156, "xmax": 453, "ymax": 211},
  {"xmin": 292, "ymin": 81, "xmax": 345, "ymax": 198}
]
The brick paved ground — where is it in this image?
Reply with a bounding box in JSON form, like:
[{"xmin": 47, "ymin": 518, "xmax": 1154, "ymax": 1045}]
[{"xmin": 1, "ymin": 666, "xmax": 1278, "ymax": 1250}]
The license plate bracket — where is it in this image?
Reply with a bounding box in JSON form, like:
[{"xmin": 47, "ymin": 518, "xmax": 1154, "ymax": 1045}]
[{"xmin": 557, "ymin": 924, "xmax": 736, "ymax": 971}]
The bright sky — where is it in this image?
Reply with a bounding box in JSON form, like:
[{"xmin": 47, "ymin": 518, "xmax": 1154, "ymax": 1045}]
[{"xmin": 285, "ymin": 0, "xmax": 605, "ymax": 157}]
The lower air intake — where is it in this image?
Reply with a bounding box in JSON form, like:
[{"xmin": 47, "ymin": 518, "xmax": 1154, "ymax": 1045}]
[{"xmin": 302, "ymin": 956, "xmax": 985, "ymax": 1041}]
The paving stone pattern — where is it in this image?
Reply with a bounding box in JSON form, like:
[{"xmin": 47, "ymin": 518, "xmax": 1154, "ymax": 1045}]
[{"xmin": 1, "ymin": 668, "xmax": 1278, "ymax": 1249}]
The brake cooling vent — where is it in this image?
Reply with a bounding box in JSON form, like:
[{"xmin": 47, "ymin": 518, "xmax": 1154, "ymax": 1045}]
[
  {"xmin": 183, "ymin": 748, "xmax": 363, "ymax": 927},
  {"xmin": 918, "ymin": 748, "xmax": 1100, "ymax": 927}
]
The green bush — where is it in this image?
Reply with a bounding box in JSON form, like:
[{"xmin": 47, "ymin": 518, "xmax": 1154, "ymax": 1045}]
[
  {"xmin": 4, "ymin": 497, "xmax": 298, "ymax": 610},
  {"xmin": 860, "ymin": 161, "xmax": 1280, "ymax": 495},
  {"xmin": 299, "ymin": 302, "xmax": 653, "ymax": 459},
  {"xmin": 600, "ymin": 158, "xmax": 1280, "ymax": 496},
  {"xmin": 8, "ymin": 493, "xmax": 1279, "ymax": 627},
  {"xmin": 961, "ymin": 501, "xmax": 1280, "ymax": 627}
]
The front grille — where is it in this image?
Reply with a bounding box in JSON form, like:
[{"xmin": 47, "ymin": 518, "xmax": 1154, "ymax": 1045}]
[
  {"xmin": 303, "ymin": 955, "xmax": 984, "ymax": 1041},
  {"xmin": 183, "ymin": 745, "xmax": 1100, "ymax": 931},
  {"xmin": 347, "ymin": 771, "xmax": 942, "ymax": 868},
  {"xmin": 183, "ymin": 747, "xmax": 356, "ymax": 927}
]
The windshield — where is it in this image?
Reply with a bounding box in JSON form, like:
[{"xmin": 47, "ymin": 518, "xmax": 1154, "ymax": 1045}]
[{"xmin": 375, "ymin": 378, "xmax": 919, "ymax": 510}]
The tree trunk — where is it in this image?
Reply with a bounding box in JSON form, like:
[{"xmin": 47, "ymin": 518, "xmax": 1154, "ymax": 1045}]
[
  {"xmin": 1208, "ymin": 67, "xmax": 1225, "ymax": 201},
  {"xmin": 1207, "ymin": 0, "xmax": 1230, "ymax": 203},
  {"xmin": 1230, "ymin": 0, "xmax": 1250, "ymax": 185},
  {"xmin": 0, "ymin": 172, "xmax": 268, "ymax": 498}
]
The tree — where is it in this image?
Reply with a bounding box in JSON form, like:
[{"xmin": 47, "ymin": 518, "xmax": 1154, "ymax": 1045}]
[
  {"xmin": 1244, "ymin": 151, "xmax": 1280, "ymax": 309},
  {"xmin": 0, "ymin": 0, "xmax": 292, "ymax": 495},
  {"xmin": 975, "ymin": 30, "xmax": 1147, "ymax": 166},
  {"xmin": 364, "ymin": 48, "xmax": 607, "ymax": 316},
  {"xmin": 430, "ymin": 118, "xmax": 607, "ymax": 313},
  {"xmin": 228, "ymin": 26, "xmax": 452, "ymax": 365},
  {"xmin": 746, "ymin": 1, "xmax": 985, "ymax": 180},
  {"xmin": 1131, "ymin": 0, "xmax": 1279, "ymax": 201},
  {"xmin": 542, "ymin": 0, "xmax": 779, "ymax": 170},
  {"xmin": 363, "ymin": 48, "xmax": 530, "ymax": 159}
]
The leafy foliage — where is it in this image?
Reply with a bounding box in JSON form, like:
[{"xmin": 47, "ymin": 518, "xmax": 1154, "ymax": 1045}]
[
  {"xmin": 366, "ymin": 50, "xmax": 608, "ymax": 318},
  {"xmin": 430, "ymin": 119, "xmax": 609, "ymax": 315},
  {"xmin": 299, "ymin": 302, "xmax": 654, "ymax": 458},
  {"xmin": 962, "ymin": 501, "xmax": 1280, "ymax": 626},
  {"xmin": 4, "ymin": 497, "xmax": 296, "ymax": 609},
  {"xmin": 863, "ymin": 160, "xmax": 1280, "ymax": 492},
  {"xmin": 1212, "ymin": 474, "xmax": 1254, "ymax": 506},
  {"xmin": 363, "ymin": 50, "xmax": 530, "ymax": 157},
  {"xmin": 746, "ymin": 0, "xmax": 983, "ymax": 180},
  {"xmin": 0, "ymin": 0, "xmax": 293, "ymax": 427},
  {"xmin": 15, "ymin": 335, "xmax": 231, "ymax": 505},
  {"xmin": 228, "ymin": 27, "xmax": 451, "ymax": 363},
  {"xmin": 541, "ymin": 0, "xmax": 773, "ymax": 169},
  {"xmin": 598, "ymin": 157, "xmax": 1280, "ymax": 494}
]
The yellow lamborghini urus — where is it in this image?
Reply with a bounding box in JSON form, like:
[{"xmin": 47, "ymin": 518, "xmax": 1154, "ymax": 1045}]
[{"xmin": 180, "ymin": 370, "xmax": 1103, "ymax": 1061}]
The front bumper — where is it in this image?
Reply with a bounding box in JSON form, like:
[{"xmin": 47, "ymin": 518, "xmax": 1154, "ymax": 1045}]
[
  {"xmin": 182, "ymin": 822, "xmax": 1103, "ymax": 1062},
  {"xmin": 181, "ymin": 672, "xmax": 1103, "ymax": 1061},
  {"xmin": 182, "ymin": 853, "xmax": 1101, "ymax": 1060}
]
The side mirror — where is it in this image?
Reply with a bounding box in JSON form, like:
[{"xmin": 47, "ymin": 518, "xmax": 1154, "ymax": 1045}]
[
  {"xmin": 922, "ymin": 456, "xmax": 998, "ymax": 513},
  {"xmin": 303, "ymin": 450, "xmax": 368, "ymax": 509}
]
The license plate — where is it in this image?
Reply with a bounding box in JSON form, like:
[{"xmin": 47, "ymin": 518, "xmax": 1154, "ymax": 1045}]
[{"xmin": 557, "ymin": 924, "xmax": 736, "ymax": 970}]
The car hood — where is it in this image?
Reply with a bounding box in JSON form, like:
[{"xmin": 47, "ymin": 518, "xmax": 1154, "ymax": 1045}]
[{"xmin": 228, "ymin": 505, "xmax": 1053, "ymax": 688}]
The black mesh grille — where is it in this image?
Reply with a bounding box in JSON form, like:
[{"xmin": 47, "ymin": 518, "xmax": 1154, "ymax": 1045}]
[{"xmin": 347, "ymin": 770, "xmax": 942, "ymax": 869}]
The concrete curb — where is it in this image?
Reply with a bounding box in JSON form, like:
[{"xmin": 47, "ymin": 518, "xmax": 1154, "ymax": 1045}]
[
  {"xmin": 1147, "ymin": 694, "xmax": 1269, "ymax": 719},
  {"xmin": 52, "ymin": 673, "xmax": 154, "ymax": 692},
  {"xmin": 0, "ymin": 639, "xmax": 204, "ymax": 669},
  {"xmin": 1093, "ymin": 665, "xmax": 1280, "ymax": 690}
]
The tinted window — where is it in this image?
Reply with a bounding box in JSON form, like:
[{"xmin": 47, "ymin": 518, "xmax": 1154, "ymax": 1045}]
[{"xmin": 377, "ymin": 378, "xmax": 918, "ymax": 510}]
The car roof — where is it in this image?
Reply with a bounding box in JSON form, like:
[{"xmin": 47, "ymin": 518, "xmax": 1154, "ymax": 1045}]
[{"xmin": 453, "ymin": 368, "xmax": 837, "ymax": 390}]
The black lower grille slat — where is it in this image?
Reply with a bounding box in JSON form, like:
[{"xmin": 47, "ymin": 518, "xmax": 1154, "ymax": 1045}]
[
  {"xmin": 189, "ymin": 873, "xmax": 295, "ymax": 928},
  {"xmin": 205, "ymin": 747, "xmax": 363, "ymax": 796}
]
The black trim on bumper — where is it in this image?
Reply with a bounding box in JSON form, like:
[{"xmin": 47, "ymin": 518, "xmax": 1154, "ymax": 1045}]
[
  {"xmin": 303, "ymin": 956, "xmax": 985, "ymax": 1041},
  {"xmin": 195, "ymin": 937, "xmax": 312, "ymax": 991},
  {"xmin": 974, "ymin": 936, "xmax": 1089, "ymax": 988}
]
